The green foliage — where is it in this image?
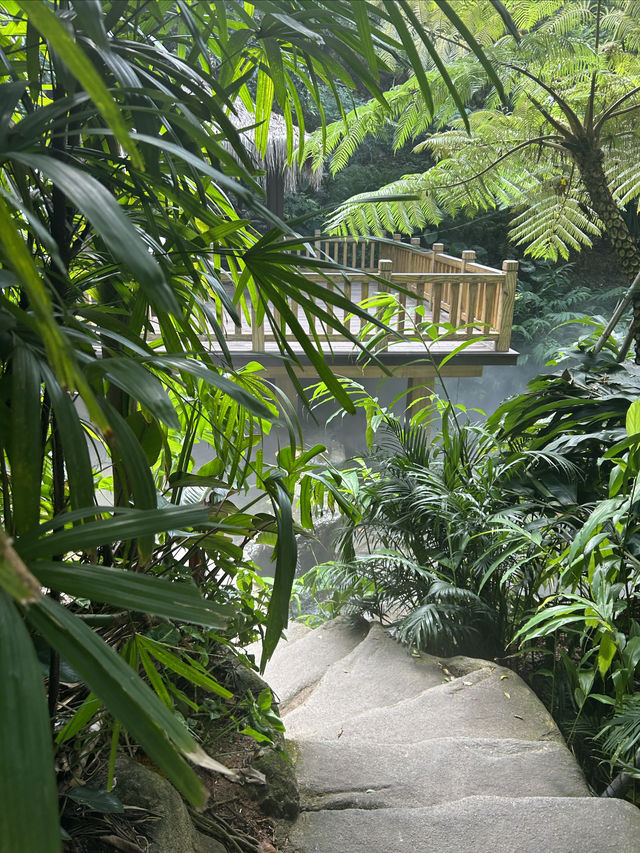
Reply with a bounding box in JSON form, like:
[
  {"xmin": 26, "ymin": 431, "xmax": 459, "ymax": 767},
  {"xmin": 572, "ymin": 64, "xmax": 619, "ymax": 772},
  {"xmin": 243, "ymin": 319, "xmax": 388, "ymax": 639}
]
[
  {"xmin": 513, "ymin": 259, "xmax": 626, "ymax": 362},
  {"xmin": 1, "ymin": 0, "xmax": 512, "ymax": 845},
  {"xmin": 301, "ymin": 397, "xmax": 555, "ymax": 657},
  {"xmin": 299, "ymin": 336, "xmax": 640, "ymax": 797},
  {"xmin": 314, "ymin": 1, "xmax": 640, "ymax": 280}
]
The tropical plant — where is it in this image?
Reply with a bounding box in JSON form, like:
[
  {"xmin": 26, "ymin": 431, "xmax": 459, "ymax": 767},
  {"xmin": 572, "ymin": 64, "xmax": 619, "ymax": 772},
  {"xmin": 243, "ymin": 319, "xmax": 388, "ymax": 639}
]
[
  {"xmin": 481, "ymin": 347, "xmax": 640, "ymax": 792},
  {"xmin": 512, "ymin": 259, "xmax": 626, "ymax": 363},
  {"xmin": 312, "ymin": 1, "xmax": 640, "ymax": 353},
  {"xmin": 302, "ymin": 341, "xmax": 640, "ymax": 795},
  {"xmin": 0, "ymin": 1, "xmax": 527, "ymax": 848},
  {"xmin": 300, "ymin": 391, "xmax": 561, "ymax": 657}
]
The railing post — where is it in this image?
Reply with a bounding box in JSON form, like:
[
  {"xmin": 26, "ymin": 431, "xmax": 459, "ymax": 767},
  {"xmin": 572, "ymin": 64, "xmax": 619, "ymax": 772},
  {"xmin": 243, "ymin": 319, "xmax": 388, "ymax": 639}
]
[
  {"xmin": 461, "ymin": 250, "xmax": 476, "ymax": 329},
  {"xmin": 461, "ymin": 249, "xmax": 475, "ymax": 271},
  {"xmin": 251, "ymin": 300, "xmax": 265, "ymax": 352},
  {"xmin": 496, "ymin": 259, "xmax": 518, "ymax": 351},
  {"xmin": 391, "ymin": 233, "xmax": 402, "ymax": 269},
  {"xmin": 378, "ymin": 258, "xmax": 393, "ymax": 349},
  {"xmin": 432, "ymin": 242, "xmax": 444, "ymax": 272},
  {"xmin": 378, "ymin": 258, "xmax": 393, "ymax": 289},
  {"xmin": 411, "ymin": 236, "xmax": 426, "ymax": 305}
]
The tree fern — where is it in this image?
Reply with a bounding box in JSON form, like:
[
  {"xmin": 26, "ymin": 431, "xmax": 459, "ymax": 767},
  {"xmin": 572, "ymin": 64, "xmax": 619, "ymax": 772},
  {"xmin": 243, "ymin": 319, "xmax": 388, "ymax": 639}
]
[{"xmin": 316, "ymin": 2, "xmax": 640, "ymax": 278}]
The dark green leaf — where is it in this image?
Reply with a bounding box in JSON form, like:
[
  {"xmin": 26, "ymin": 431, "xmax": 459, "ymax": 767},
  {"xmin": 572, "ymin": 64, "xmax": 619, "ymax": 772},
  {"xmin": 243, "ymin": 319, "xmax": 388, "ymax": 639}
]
[
  {"xmin": 17, "ymin": 505, "xmax": 219, "ymax": 561},
  {"xmin": 0, "ymin": 589, "xmax": 61, "ymax": 853},
  {"xmin": 10, "ymin": 153, "xmax": 177, "ymax": 316},
  {"xmin": 32, "ymin": 561, "xmax": 232, "ymax": 629},
  {"xmin": 9, "ymin": 345, "xmax": 41, "ymax": 535},
  {"xmin": 260, "ymin": 476, "xmax": 296, "ymax": 670},
  {"xmin": 26, "ymin": 596, "xmax": 206, "ymax": 806},
  {"xmin": 91, "ymin": 359, "xmax": 179, "ymax": 430},
  {"xmin": 16, "ymin": 0, "xmax": 142, "ymax": 167},
  {"xmin": 66, "ymin": 787, "xmax": 124, "ymax": 813}
]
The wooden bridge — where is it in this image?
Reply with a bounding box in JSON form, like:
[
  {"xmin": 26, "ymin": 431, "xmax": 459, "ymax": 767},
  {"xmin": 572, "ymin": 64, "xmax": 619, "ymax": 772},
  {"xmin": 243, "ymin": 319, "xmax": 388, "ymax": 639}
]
[{"xmin": 220, "ymin": 234, "xmax": 518, "ymax": 398}]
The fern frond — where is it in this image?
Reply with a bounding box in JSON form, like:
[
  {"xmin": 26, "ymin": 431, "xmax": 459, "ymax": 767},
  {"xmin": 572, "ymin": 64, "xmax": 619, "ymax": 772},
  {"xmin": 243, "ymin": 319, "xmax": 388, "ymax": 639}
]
[
  {"xmin": 605, "ymin": 141, "xmax": 640, "ymax": 207},
  {"xmin": 508, "ymin": 0, "xmax": 571, "ymax": 31},
  {"xmin": 509, "ymin": 182, "xmax": 601, "ymax": 261},
  {"xmin": 602, "ymin": 1, "xmax": 640, "ymax": 53}
]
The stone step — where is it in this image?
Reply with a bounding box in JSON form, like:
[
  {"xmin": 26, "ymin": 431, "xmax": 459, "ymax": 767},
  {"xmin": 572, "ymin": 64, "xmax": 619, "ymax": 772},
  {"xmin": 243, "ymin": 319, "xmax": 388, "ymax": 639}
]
[
  {"xmin": 280, "ymin": 622, "xmax": 445, "ymax": 725},
  {"xmin": 244, "ymin": 619, "xmax": 312, "ymax": 668},
  {"xmin": 294, "ymin": 737, "xmax": 589, "ymax": 810},
  {"xmin": 284, "ymin": 659, "xmax": 561, "ymax": 744},
  {"xmin": 282, "ymin": 796, "xmax": 640, "ymax": 853},
  {"xmin": 260, "ymin": 616, "xmax": 370, "ymax": 713}
]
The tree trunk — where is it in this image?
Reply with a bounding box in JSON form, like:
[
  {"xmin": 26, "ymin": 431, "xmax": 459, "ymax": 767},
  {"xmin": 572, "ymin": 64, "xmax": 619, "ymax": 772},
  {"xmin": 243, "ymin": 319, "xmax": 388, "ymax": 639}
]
[{"xmin": 573, "ymin": 143, "xmax": 640, "ymax": 360}]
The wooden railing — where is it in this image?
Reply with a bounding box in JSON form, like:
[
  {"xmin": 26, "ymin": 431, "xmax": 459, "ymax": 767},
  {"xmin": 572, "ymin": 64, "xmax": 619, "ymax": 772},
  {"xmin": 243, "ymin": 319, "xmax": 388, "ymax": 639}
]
[{"xmin": 223, "ymin": 235, "xmax": 518, "ymax": 355}]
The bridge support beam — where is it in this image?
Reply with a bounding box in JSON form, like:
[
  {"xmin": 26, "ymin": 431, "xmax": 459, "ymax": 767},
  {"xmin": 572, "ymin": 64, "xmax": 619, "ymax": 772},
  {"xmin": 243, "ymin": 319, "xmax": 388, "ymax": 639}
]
[{"xmin": 406, "ymin": 377, "xmax": 436, "ymax": 428}]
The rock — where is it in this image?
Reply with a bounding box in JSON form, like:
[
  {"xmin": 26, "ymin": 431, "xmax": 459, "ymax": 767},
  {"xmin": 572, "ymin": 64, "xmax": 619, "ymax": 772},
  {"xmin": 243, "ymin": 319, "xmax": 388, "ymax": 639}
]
[
  {"xmin": 250, "ymin": 745, "xmax": 300, "ymax": 819},
  {"xmin": 295, "ymin": 737, "xmax": 589, "ymax": 810},
  {"xmin": 284, "ymin": 660, "xmax": 562, "ymax": 744},
  {"xmin": 270, "ymin": 621, "xmax": 640, "ymax": 853},
  {"xmin": 243, "ymin": 621, "xmax": 312, "ymax": 684},
  {"xmin": 261, "ymin": 615, "xmax": 370, "ymax": 712},
  {"xmin": 279, "ymin": 622, "xmax": 445, "ymax": 734},
  {"xmin": 110, "ymin": 756, "xmax": 226, "ymax": 853},
  {"xmin": 284, "ymin": 796, "xmax": 640, "ymax": 853}
]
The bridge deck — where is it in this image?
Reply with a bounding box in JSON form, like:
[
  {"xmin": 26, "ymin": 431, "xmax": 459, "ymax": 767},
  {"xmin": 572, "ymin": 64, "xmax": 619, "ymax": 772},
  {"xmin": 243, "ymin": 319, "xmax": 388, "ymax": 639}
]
[{"xmin": 214, "ymin": 238, "xmax": 518, "ymax": 377}]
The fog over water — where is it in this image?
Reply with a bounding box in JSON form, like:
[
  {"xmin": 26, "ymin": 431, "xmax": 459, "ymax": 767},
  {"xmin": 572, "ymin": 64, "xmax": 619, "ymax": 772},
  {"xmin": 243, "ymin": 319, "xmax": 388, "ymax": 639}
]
[{"xmin": 192, "ymin": 351, "xmax": 546, "ymax": 580}]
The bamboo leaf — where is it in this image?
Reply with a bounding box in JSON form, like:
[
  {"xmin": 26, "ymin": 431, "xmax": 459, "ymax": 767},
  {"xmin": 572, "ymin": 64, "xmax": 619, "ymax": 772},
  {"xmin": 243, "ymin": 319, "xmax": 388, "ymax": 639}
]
[
  {"xmin": 8, "ymin": 345, "xmax": 41, "ymax": 535},
  {"xmin": 41, "ymin": 365, "xmax": 94, "ymax": 511},
  {"xmin": 395, "ymin": 0, "xmax": 470, "ymax": 133},
  {"xmin": 138, "ymin": 635, "xmax": 233, "ymax": 699},
  {"xmin": 383, "ymin": 1, "xmax": 433, "ymax": 116},
  {"xmin": 69, "ymin": 0, "xmax": 108, "ymax": 47},
  {"xmin": 9, "ymin": 153, "xmax": 177, "ymax": 316},
  {"xmin": 263, "ymin": 36, "xmax": 286, "ymax": 108},
  {"xmin": 255, "ymin": 66, "xmax": 274, "ymax": 159},
  {"xmin": 433, "ymin": 0, "xmax": 507, "ymax": 104},
  {"xmin": 32, "ymin": 561, "xmax": 232, "ymax": 629},
  {"xmin": 90, "ymin": 359, "xmax": 179, "ymax": 431},
  {"xmin": 26, "ymin": 596, "xmax": 207, "ymax": 806},
  {"xmin": 0, "ymin": 589, "xmax": 60, "ymax": 853},
  {"xmin": 148, "ymin": 355, "xmax": 274, "ymax": 420},
  {"xmin": 16, "ymin": 0, "xmax": 143, "ymax": 168},
  {"xmin": 0, "ymin": 528, "xmax": 41, "ymax": 605},
  {"xmin": 137, "ymin": 642, "xmax": 172, "ymax": 708},
  {"xmin": 17, "ymin": 505, "xmax": 218, "ymax": 561},
  {"xmin": 0, "ymin": 195, "xmax": 79, "ymax": 393},
  {"xmin": 56, "ymin": 693, "xmax": 102, "ymax": 744},
  {"xmin": 349, "ymin": 0, "xmax": 377, "ymax": 77},
  {"xmin": 260, "ymin": 475, "xmax": 296, "ymax": 670}
]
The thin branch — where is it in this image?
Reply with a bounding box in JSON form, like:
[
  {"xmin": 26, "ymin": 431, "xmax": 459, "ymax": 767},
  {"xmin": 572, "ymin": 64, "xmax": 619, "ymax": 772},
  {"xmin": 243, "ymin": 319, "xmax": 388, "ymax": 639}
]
[
  {"xmin": 526, "ymin": 93, "xmax": 573, "ymax": 140},
  {"xmin": 421, "ymin": 135, "xmax": 565, "ymax": 191},
  {"xmin": 596, "ymin": 99, "xmax": 640, "ymax": 130},
  {"xmin": 585, "ymin": 73, "xmax": 598, "ymax": 133},
  {"xmin": 594, "ymin": 85, "xmax": 640, "ymax": 133},
  {"xmin": 593, "ymin": 268, "xmax": 640, "ymax": 353},
  {"xmin": 505, "ymin": 63, "xmax": 585, "ymax": 138},
  {"xmin": 616, "ymin": 323, "xmax": 634, "ymax": 362}
]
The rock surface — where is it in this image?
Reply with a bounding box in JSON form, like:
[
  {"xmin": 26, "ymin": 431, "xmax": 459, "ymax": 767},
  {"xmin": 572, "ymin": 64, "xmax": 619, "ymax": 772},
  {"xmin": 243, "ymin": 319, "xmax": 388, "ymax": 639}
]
[
  {"xmin": 110, "ymin": 756, "xmax": 225, "ymax": 853},
  {"xmin": 261, "ymin": 615, "xmax": 369, "ymax": 712},
  {"xmin": 285, "ymin": 797, "xmax": 640, "ymax": 853},
  {"xmin": 262, "ymin": 617, "xmax": 640, "ymax": 853}
]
